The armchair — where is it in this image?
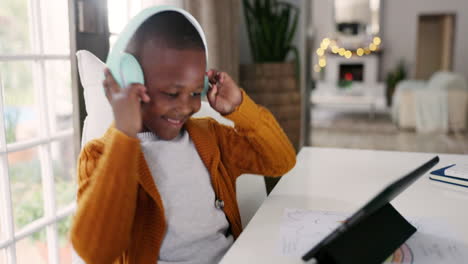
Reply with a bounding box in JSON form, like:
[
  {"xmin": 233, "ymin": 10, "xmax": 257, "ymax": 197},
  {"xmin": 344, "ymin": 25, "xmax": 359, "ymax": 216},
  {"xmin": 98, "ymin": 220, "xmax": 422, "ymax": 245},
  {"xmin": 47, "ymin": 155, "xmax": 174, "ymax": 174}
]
[{"xmin": 392, "ymin": 71, "xmax": 468, "ymax": 133}]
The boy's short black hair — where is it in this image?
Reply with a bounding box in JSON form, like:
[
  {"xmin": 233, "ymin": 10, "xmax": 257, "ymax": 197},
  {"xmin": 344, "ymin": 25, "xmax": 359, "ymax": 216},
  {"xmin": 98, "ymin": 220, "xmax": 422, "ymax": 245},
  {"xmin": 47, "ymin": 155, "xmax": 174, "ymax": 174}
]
[{"xmin": 126, "ymin": 11, "xmax": 205, "ymax": 57}]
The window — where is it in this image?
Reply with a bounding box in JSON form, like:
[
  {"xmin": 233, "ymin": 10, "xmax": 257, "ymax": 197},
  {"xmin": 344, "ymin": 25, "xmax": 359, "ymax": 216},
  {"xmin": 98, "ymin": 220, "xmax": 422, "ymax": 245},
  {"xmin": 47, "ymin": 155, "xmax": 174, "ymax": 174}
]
[{"xmin": 0, "ymin": 0, "xmax": 76, "ymax": 263}]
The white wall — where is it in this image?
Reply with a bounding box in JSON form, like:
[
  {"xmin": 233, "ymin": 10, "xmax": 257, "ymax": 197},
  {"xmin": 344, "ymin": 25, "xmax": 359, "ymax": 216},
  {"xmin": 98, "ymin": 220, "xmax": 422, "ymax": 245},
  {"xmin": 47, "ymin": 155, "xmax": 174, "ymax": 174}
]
[
  {"xmin": 335, "ymin": 0, "xmax": 371, "ymax": 24},
  {"xmin": 381, "ymin": 0, "xmax": 468, "ymax": 80},
  {"xmin": 310, "ymin": 0, "xmax": 335, "ymax": 80},
  {"xmin": 310, "ymin": 0, "xmax": 468, "ymax": 82}
]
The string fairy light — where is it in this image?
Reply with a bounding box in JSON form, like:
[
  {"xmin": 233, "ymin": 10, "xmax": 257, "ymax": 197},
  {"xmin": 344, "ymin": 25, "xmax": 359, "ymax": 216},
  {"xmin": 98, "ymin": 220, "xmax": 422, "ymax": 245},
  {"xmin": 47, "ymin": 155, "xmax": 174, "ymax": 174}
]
[{"xmin": 313, "ymin": 36, "xmax": 382, "ymax": 72}]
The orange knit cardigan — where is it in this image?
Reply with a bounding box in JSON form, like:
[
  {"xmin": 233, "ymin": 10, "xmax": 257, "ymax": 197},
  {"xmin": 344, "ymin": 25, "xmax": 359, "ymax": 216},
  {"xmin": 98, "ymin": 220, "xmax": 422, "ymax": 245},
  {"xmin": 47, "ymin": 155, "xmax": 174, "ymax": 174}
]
[{"xmin": 70, "ymin": 91, "xmax": 296, "ymax": 263}]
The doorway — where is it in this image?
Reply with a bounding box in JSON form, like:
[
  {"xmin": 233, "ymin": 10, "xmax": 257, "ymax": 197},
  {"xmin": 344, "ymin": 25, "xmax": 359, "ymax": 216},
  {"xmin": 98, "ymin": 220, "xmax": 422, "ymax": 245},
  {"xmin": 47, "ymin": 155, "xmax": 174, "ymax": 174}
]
[{"xmin": 415, "ymin": 14, "xmax": 455, "ymax": 80}]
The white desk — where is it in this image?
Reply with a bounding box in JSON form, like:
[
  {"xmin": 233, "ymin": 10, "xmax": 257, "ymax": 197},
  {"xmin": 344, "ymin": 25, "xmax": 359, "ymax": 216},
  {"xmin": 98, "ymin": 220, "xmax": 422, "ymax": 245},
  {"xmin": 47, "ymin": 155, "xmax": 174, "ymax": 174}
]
[{"xmin": 220, "ymin": 147, "xmax": 468, "ymax": 263}]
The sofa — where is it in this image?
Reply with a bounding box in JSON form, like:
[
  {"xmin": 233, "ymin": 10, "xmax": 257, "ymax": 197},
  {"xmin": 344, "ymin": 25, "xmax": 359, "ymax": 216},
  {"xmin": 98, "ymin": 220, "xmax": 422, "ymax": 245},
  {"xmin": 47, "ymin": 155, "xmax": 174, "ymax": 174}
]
[{"xmin": 392, "ymin": 71, "xmax": 468, "ymax": 133}]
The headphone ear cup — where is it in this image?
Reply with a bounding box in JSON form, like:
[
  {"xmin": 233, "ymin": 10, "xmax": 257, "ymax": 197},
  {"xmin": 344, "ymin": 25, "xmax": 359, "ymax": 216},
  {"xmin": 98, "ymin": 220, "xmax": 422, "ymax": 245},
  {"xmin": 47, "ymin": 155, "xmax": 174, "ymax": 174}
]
[
  {"xmin": 119, "ymin": 52, "xmax": 145, "ymax": 87},
  {"xmin": 202, "ymin": 75, "xmax": 209, "ymax": 96}
]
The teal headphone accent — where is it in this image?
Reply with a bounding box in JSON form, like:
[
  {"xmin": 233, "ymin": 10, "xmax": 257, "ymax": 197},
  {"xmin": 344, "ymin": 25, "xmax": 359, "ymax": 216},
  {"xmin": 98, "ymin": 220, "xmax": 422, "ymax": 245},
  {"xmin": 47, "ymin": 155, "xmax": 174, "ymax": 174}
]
[{"xmin": 105, "ymin": 6, "xmax": 210, "ymax": 96}]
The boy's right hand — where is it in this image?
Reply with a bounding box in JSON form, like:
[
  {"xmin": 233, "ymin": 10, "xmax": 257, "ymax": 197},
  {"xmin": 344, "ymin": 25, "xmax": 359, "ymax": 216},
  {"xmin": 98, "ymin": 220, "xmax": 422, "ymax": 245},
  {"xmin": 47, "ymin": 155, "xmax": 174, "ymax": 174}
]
[{"xmin": 103, "ymin": 68, "xmax": 150, "ymax": 138}]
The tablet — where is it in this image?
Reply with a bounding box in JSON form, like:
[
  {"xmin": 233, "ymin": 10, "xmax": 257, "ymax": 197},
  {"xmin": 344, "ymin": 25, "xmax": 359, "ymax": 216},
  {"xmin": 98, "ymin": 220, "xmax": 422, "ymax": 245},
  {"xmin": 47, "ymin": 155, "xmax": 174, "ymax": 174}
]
[{"xmin": 302, "ymin": 156, "xmax": 440, "ymax": 262}]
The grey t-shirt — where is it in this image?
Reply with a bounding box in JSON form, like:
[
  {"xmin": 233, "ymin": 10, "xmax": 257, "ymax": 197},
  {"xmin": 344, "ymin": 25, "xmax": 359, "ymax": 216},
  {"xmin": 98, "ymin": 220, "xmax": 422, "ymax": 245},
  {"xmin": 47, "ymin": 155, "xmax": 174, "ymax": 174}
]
[{"xmin": 138, "ymin": 130, "xmax": 233, "ymax": 264}]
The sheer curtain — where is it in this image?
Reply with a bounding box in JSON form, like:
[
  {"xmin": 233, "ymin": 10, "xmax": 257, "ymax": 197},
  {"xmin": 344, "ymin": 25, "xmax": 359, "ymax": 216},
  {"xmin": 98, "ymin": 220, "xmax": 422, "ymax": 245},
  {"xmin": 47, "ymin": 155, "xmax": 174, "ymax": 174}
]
[{"xmin": 182, "ymin": 0, "xmax": 240, "ymax": 82}]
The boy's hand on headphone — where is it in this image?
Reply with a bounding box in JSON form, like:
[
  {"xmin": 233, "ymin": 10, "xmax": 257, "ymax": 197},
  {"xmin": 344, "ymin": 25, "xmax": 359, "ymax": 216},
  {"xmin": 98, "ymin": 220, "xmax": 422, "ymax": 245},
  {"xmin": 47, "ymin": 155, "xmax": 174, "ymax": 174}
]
[
  {"xmin": 206, "ymin": 70, "xmax": 242, "ymax": 115},
  {"xmin": 103, "ymin": 68, "xmax": 150, "ymax": 138}
]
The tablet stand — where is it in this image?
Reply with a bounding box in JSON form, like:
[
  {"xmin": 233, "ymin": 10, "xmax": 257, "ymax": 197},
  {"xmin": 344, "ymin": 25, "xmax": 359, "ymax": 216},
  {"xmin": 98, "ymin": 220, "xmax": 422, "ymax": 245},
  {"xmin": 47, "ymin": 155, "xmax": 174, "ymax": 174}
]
[{"xmin": 303, "ymin": 203, "xmax": 416, "ymax": 264}]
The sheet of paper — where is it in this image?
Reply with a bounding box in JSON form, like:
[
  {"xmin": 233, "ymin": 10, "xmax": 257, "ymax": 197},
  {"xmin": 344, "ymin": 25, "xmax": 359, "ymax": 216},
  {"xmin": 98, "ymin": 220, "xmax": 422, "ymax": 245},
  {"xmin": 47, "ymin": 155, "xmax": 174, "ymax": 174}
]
[
  {"xmin": 279, "ymin": 208, "xmax": 345, "ymax": 256},
  {"xmin": 445, "ymin": 163, "xmax": 468, "ymax": 178},
  {"xmin": 279, "ymin": 208, "xmax": 468, "ymax": 263}
]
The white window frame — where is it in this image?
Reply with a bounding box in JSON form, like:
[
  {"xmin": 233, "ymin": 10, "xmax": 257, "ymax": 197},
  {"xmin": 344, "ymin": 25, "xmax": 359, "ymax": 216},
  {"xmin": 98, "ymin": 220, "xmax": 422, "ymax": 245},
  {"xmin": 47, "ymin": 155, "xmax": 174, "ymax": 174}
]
[{"xmin": 0, "ymin": 0, "xmax": 79, "ymax": 263}]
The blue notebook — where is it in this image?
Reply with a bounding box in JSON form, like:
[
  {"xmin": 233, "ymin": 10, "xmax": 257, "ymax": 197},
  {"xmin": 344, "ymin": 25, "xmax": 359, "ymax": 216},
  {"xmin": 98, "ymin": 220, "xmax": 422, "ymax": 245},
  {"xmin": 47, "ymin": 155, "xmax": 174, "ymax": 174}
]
[{"xmin": 429, "ymin": 164, "xmax": 468, "ymax": 188}]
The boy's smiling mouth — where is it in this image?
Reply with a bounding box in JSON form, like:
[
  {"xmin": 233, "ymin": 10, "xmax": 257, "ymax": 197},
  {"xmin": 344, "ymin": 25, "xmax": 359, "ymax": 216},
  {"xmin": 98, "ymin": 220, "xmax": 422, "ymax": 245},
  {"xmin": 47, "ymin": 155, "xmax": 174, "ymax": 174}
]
[{"xmin": 163, "ymin": 116, "xmax": 186, "ymax": 128}]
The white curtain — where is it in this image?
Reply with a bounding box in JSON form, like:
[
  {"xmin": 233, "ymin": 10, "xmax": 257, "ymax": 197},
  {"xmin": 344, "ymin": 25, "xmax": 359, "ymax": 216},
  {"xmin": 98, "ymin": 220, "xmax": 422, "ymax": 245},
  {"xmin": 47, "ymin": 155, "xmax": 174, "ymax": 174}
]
[{"xmin": 183, "ymin": 0, "xmax": 240, "ymax": 82}]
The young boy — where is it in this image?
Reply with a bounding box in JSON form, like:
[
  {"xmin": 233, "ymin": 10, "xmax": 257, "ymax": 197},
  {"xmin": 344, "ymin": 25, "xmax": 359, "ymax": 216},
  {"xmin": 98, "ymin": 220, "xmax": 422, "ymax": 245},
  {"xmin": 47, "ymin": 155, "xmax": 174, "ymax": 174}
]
[{"xmin": 71, "ymin": 10, "xmax": 296, "ymax": 264}]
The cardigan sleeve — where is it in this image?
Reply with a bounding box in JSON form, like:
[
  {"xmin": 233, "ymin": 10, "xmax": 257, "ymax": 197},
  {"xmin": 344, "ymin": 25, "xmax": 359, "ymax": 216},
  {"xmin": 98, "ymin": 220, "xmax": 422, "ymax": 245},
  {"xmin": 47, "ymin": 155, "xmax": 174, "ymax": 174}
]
[
  {"xmin": 212, "ymin": 89, "xmax": 296, "ymax": 178},
  {"xmin": 70, "ymin": 127, "xmax": 140, "ymax": 264}
]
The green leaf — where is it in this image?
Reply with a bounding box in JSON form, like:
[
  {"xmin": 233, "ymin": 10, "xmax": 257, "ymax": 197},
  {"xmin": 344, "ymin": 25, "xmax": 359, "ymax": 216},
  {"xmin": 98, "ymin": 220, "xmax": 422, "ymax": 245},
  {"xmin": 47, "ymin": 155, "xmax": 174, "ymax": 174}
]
[
  {"xmin": 254, "ymin": 0, "xmax": 262, "ymax": 18},
  {"xmin": 243, "ymin": 0, "xmax": 254, "ymax": 13},
  {"xmin": 260, "ymin": 15, "xmax": 273, "ymax": 56},
  {"xmin": 265, "ymin": 0, "xmax": 271, "ymax": 19},
  {"xmin": 244, "ymin": 0, "xmax": 259, "ymax": 61},
  {"xmin": 285, "ymin": 5, "xmax": 299, "ymax": 47},
  {"xmin": 289, "ymin": 45, "xmax": 301, "ymax": 83},
  {"xmin": 243, "ymin": 0, "xmax": 300, "ymax": 62},
  {"xmin": 277, "ymin": 6, "xmax": 290, "ymax": 60}
]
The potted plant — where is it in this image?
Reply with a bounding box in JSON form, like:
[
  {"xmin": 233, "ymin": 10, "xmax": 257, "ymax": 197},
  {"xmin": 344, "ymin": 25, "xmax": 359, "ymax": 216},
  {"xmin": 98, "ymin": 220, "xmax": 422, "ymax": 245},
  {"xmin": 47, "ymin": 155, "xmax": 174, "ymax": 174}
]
[
  {"xmin": 241, "ymin": 0, "xmax": 300, "ymax": 193},
  {"xmin": 243, "ymin": 0, "xmax": 299, "ymax": 65},
  {"xmin": 385, "ymin": 61, "xmax": 407, "ymax": 107}
]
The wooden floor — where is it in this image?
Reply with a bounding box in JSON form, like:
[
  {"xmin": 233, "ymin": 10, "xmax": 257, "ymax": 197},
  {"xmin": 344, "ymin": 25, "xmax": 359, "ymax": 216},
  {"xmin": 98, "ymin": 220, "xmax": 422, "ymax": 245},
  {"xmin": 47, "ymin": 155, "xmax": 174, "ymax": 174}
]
[{"xmin": 308, "ymin": 107, "xmax": 468, "ymax": 154}]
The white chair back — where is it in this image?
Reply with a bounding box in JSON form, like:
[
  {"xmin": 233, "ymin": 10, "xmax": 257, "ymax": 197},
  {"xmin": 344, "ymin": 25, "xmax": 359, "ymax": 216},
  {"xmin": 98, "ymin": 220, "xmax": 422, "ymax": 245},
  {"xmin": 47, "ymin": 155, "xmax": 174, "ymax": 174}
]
[{"xmin": 76, "ymin": 50, "xmax": 113, "ymax": 145}]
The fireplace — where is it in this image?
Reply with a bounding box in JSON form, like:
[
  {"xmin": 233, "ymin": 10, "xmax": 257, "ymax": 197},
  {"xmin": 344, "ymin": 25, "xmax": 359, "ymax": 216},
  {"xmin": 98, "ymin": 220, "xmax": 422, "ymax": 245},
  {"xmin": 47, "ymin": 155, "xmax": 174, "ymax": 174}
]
[
  {"xmin": 339, "ymin": 64, "xmax": 364, "ymax": 82},
  {"xmin": 313, "ymin": 53, "xmax": 385, "ymax": 112},
  {"xmin": 321, "ymin": 54, "xmax": 378, "ymax": 85}
]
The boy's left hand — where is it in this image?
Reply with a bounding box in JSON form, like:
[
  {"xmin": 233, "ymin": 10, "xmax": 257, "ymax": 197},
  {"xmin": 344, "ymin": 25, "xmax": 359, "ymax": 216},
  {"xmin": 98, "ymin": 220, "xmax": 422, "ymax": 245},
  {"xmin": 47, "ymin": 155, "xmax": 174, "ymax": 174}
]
[{"xmin": 206, "ymin": 69, "xmax": 242, "ymax": 115}]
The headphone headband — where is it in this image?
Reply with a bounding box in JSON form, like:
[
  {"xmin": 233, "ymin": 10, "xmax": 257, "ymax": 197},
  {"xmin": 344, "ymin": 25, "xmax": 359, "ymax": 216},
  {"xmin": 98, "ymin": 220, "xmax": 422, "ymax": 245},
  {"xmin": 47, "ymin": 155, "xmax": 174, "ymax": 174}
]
[{"xmin": 106, "ymin": 6, "xmax": 209, "ymax": 88}]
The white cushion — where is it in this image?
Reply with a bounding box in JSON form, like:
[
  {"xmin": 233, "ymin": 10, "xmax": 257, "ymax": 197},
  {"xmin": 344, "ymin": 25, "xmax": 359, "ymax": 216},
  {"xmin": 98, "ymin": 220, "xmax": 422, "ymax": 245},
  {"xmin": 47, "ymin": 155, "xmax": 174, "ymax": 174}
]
[
  {"xmin": 428, "ymin": 71, "xmax": 468, "ymax": 91},
  {"xmin": 76, "ymin": 50, "xmax": 114, "ymax": 146}
]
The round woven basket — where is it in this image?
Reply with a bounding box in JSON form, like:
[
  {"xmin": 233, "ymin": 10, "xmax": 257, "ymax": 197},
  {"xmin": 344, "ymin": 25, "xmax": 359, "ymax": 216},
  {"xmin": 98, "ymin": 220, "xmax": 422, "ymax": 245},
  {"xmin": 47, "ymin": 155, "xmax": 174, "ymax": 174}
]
[{"xmin": 240, "ymin": 62, "xmax": 301, "ymax": 149}]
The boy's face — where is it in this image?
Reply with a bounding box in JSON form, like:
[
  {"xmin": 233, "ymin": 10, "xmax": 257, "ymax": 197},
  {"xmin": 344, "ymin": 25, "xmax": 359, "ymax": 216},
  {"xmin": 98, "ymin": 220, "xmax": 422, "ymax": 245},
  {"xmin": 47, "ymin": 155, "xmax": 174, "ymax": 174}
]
[{"xmin": 138, "ymin": 41, "xmax": 206, "ymax": 140}]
